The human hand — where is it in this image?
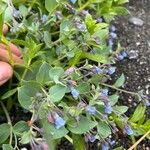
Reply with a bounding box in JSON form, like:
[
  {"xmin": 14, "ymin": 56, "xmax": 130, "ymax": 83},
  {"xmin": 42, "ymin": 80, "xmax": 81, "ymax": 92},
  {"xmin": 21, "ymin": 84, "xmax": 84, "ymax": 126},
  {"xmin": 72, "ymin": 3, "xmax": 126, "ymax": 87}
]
[{"xmin": 0, "ymin": 24, "xmax": 22, "ymax": 86}]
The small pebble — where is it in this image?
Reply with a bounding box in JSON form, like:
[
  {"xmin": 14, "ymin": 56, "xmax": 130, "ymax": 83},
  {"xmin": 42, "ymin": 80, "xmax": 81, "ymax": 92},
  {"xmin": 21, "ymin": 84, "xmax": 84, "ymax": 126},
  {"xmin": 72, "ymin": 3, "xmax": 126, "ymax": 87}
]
[
  {"xmin": 128, "ymin": 50, "xmax": 139, "ymax": 59},
  {"xmin": 129, "ymin": 17, "xmax": 144, "ymax": 26},
  {"xmin": 136, "ymin": 42, "xmax": 140, "ymax": 46}
]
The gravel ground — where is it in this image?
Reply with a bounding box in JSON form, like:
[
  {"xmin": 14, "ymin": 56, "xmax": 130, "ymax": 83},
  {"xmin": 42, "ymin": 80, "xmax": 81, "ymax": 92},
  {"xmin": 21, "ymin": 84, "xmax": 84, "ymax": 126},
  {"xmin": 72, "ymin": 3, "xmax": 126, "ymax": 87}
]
[
  {"xmin": 114, "ymin": 0, "xmax": 150, "ymax": 149},
  {"xmin": 114, "ymin": 0, "xmax": 150, "ymax": 117}
]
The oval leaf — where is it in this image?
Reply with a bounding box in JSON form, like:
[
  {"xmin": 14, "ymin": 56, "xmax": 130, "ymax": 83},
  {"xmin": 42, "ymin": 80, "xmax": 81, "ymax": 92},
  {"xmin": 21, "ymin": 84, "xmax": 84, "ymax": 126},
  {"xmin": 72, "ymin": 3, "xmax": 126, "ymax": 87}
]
[
  {"xmin": 1, "ymin": 88, "xmax": 17, "ymax": 100},
  {"xmin": 2, "ymin": 144, "xmax": 14, "ymax": 150},
  {"xmin": 129, "ymin": 104, "xmax": 146, "ymax": 123},
  {"xmin": 97, "ymin": 121, "xmax": 111, "ymax": 139},
  {"xmin": 68, "ymin": 116, "xmax": 97, "ymax": 134},
  {"xmin": 114, "ymin": 74, "xmax": 125, "ymax": 87},
  {"xmin": 13, "ymin": 121, "xmax": 30, "ymax": 136},
  {"xmin": 36, "ymin": 62, "xmax": 52, "ymax": 84},
  {"xmin": 0, "ymin": 123, "xmax": 10, "ymax": 144},
  {"xmin": 49, "ymin": 84, "xmax": 67, "ymax": 102},
  {"xmin": 45, "ymin": 0, "xmax": 58, "ymax": 14}
]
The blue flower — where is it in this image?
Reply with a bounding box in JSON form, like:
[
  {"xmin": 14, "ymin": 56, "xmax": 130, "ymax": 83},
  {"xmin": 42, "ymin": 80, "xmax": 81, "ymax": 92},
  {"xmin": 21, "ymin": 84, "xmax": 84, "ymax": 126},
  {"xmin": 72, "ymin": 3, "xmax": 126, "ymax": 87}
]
[
  {"xmin": 88, "ymin": 135, "xmax": 96, "ymax": 143},
  {"xmin": 97, "ymin": 17, "xmax": 103, "ymax": 23},
  {"xmin": 101, "ymin": 89, "xmax": 109, "ymax": 97},
  {"xmin": 93, "ymin": 66, "xmax": 103, "ymax": 74},
  {"xmin": 124, "ymin": 124, "xmax": 133, "ymax": 135},
  {"xmin": 145, "ymin": 100, "xmax": 150, "ymax": 106},
  {"xmin": 121, "ymin": 51, "xmax": 128, "ymax": 57},
  {"xmin": 86, "ymin": 106, "xmax": 96, "ymax": 115},
  {"xmin": 117, "ymin": 51, "xmax": 128, "ymax": 60},
  {"xmin": 13, "ymin": 10, "xmax": 21, "ymax": 18},
  {"xmin": 107, "ymin": 67, "xmax": 116, "ymax": 75},
  {"xmin": 71, "ymin": 88, "xmax": 79, "ymax": 99},
  {"xmin": 104, "ymin": 104, "xmax": 113, "ymax": 114},
  {"xmin": 101, "ymin": 143, "xmax": 109, "ymax": 150},
  {"xmin": 41, "ymin": 14, "xmax": 48, "ymax": 23},
  {"xmin": 75, "ymin": 22, "xmax": 87, "ymax": 32},
  {"xmin": 110, "ymin": 32, "xmax": 117, "ymax": 39},
  {"xmin": 117, "ymin": 53, "xmax": 124, "ymax": 60},
  {"xmin": 110, "ymin": 25, "xmax": 116, "ymax": 32},
  {"xmin": 54, "ymin": 114, "xmax": 66, "ymax": 129},
  {"xmin": 108, "ymin": 39, "xmax": 113, "ymax": 47}
]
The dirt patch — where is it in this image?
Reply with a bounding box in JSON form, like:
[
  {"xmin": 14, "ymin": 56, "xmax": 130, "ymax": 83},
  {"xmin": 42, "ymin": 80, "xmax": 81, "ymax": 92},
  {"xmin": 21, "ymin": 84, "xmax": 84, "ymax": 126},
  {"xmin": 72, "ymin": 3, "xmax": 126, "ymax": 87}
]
[{"xmin": 114, "ymin": 0, "xmax": 150, "ymax": 149}]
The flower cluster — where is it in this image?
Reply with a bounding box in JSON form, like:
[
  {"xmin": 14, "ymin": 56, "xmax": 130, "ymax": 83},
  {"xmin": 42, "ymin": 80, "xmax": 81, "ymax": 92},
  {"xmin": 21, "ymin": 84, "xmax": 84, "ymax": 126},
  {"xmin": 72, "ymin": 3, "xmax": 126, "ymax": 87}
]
[{"xmin": 3, "ymin": 0, "xmax": 149, "ymax": 149}]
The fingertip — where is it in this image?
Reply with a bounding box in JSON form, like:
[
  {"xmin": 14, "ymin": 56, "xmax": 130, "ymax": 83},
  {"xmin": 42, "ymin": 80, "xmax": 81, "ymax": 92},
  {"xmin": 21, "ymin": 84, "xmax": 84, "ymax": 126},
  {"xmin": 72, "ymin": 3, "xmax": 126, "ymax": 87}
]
[
  {"xmin": 0, "ymin": 61, "xmax": 13, "ymax": 86},
  {"xmin": 10, "ymin": 43, "xmax": 22, "ymax": 57},
  {"xmin": 2, "ymin": 24, "xmax": 9, "ymax": 34}
]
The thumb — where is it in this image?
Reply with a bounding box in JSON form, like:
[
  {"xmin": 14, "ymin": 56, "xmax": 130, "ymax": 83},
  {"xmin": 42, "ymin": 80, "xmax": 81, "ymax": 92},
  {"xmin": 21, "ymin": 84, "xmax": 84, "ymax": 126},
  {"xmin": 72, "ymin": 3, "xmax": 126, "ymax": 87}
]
[{"xmin": 0, "ymin": 61, "xmax": 13, "ymax": 86}]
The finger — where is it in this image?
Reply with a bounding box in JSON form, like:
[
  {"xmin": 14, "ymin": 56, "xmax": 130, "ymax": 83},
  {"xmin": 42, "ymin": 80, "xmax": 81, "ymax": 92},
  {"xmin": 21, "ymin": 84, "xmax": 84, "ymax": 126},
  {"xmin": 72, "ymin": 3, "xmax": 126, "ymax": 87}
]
[
  {"xmin": 0, "ymin": 43, "xmax": 22, "ymax": 57},
  {"xmin": 0, "ymin": 48, "xmax": 23, "ymax": 64},
  {"xmin": 2, "ymin": 24, "xmax": 9, "ymax": 34},
  {"xmin": 0, "ymin": 61, "xmax": 13, "ymax": 86}
]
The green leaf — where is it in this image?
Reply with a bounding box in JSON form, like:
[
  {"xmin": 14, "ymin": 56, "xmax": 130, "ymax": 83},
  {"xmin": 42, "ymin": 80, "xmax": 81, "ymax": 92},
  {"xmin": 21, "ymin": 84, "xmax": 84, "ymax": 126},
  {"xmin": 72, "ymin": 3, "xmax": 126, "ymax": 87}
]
[
  {"xmin": 45, "ymin": 0, "xmax": 58, "ymax": 14},
  {"xmin": 72, "ymin": 134, "xmax": 86, "ymax": 150},
  {"xmin": 68, "ymin": 116, "xmax": 97, "ymax": 134},
  {"xmin": 1, "ymin": 88, "xmax": 17, "ymax": 100},
  {"xmin": 112, "ymin": 6, "xmax": 130, "ymax": 15},
  {"xmin": 60, "ymin": 19, "xmax": 71, "ymax": 36},
  {"xmin": 42, "ymin": 120, "xmax": 68, "ymax": 139},
  {"xmin": 117, "ymin": 0, "xmax": 129, "ymax": 5},
  {"xmin": 76, "ymin": 82, "xmax": 90, "ymax": 94},
  {"xmin": 0, "ymin": 123, "xmax": 10, "ymax": 144},
  {"xmin": 44, "ymin": 31, "xmax": 52, "ymax": 48},
  {"xmin": 113, "ymin": 105, "xmax": 128, "ymax": 115},
  {"xmin": 13, "ymin": 121, "xmax": 30, "ymax": 136},
  {"xmin": 49, "ymin": 84, "xmax": 67, "ymax": 102},
  {"xmin": 130, "ymin": 104, "xmax": 146, "ymax": 123},
  {"xmin": 82, "ymin": 52, "xmax": 108, "ymax": 64},
  {"xmin": 97, "ymin": 121, "xmax": 111, "ymax": 139},
  {"xmin": 36, "ymin": 62, "xmax": 52, "ymax": 84},
  {"xmin": 109, "ymin": 94, "xmax": 119, "ymax": 106},
  {"xmin": 142, "ymin": 120, "xmax": 150, "ymax": 130},
  {"xmin": 0, "ymin": 1, "xmax": 6, "ymax": 15},
  {"xmin": 85, "ymin": 14, "xmax": 96, "ymax": 34},
  {"xmin": 41, "ymin": 120, "xmax": 57, "ymax": 150},
  {"xmin": 69, "ymin": 49, "xmax": 83, "ymax": 66},
  {"xmin": 18, "ymin": 82, "xmax": 41, "ymax": 109},
  {"xmin": 20, "ymin": 131, "xmax": 33, "ymax": 144},
  {"xmin": 4, "ymin": 7, "xmax": 13, "ymax": 22},
  {"xmin": 114, "ymin": 74, "xmax": 125, "ymax": 87},
  {"xmin": 19, "ymin": 5, "xmax": 28, "ymax": 18},
  {"xmin": 49, "ymin": 67, "xmax": 64, "ymax": 84},
  {"xmin": 2, "ymin": 144, "xmax": 14, "ymax": 150}
]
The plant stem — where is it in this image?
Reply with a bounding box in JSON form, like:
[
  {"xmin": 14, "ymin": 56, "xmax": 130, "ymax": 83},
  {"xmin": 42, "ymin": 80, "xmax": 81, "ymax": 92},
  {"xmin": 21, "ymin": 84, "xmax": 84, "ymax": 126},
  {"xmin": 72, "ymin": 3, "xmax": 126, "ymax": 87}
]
[
  {"xmin": 0, "ymin": 101, "xmax": 13, "ymax": 144},
  {"xmin": 19, "ymin": 60, "xmax": 31, "ymax": 85},
  {"xmin": 100, "ymin": 83, "xmax": 139, "ymax": 96},
  {"xmin": 131, "ymin": 136, "xmax": 137, "ymax": 150},
  {"xmin": 65, "ymin": 135, "xmax": 73, "ymax": 144},
  {"xmin": 28, "ymin": 0, "xmax": 37, "ymax": 13},
  {"xmin": 79, "ymin": 0, "xmax": 91, "ymax": 11},
  {"xmin": 128, "ymin": 129, "xmax": 150, "ymax": 150}
]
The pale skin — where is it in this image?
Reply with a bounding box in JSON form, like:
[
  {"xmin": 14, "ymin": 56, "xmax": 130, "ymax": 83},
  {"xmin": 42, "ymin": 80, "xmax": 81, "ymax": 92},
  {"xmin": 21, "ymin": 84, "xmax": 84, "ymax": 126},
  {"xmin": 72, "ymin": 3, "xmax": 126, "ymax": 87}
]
[{"xmin": 0, "ymin": 24, "xmax": 22, "ymax": 86}]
